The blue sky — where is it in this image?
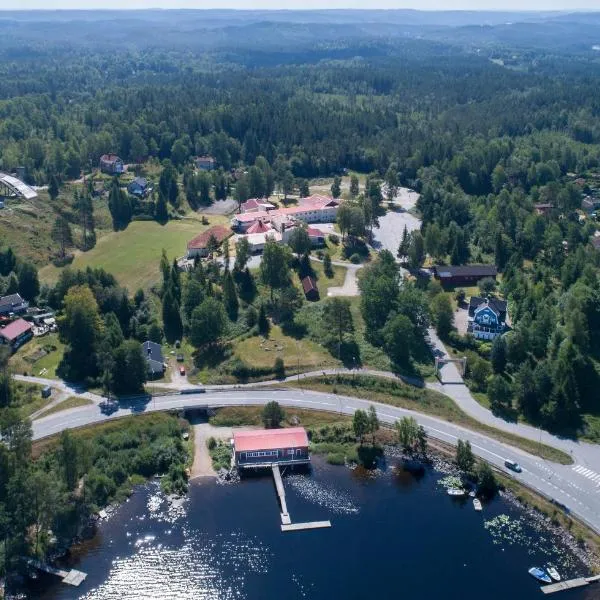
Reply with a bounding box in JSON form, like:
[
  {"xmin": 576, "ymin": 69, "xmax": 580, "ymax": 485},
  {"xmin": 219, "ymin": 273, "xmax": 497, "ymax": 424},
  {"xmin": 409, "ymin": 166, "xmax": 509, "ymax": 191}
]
[{"xmin": 4, "ymin": 1, "xmax": 600, "ymax": 10}]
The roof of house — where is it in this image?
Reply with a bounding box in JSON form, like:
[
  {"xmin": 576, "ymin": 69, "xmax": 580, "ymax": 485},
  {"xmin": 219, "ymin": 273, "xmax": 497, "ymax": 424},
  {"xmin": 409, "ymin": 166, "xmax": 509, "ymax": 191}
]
[
  {"xmin": 534, "ymin": 203, "xmax": 554, "ymax": 209},
  {"xmin": 196, "ymin": 155, "xmax": 215, "ymax": 164},
  {"xmin": 469, "ymin": 296, "xmax": 507, "ymax": 316},
  {"xmin": 241, "ymin": 198, "xmax": 276, "ymax": 212},
  {"xmin": 302, "ymin": 275, "xmax": 318, "ymax": 295},
  {"xmin": 233, "ymin": 199, "xmax": 340, "ymax": 224},
  {"xmin": 434, "ymin": 264, "xmax": 498, "ymax": 279},
  {"xmin": 233, "ymin": 427, "xmax": 309, "ymax": 452},
  {"xmin": 187, "ymin": 225, "xmax": 231, "ymax": 250},
  {"xmin": 0, "ymin": 318, "xmax": 32, "ymax": 342},
  {"xmin": 307, "ymin": 226, "xmax": 324, "ymax": 238},
  {"xmin": 143, "ymin": 340, "xmax": 163, "ymax": 362},
  {"xmin": 299, "ymin": 194, "xmax": 339, "ymax": 209},
  {"xmin": 246, "ymin": 219, "xmax": 272, "ymax": 234},
  {"xmin": 129, "ymin": 177, "xmax": 148, "ymax": 187},
  {"xmin": 100, "ymin": 154, "xmax": 122, "ymax": 163},
  {"xmin": 0, "ymin": 294, "xmax": 27, "ymax": 312},
  {"xmin": 591, "ymin": 237, "xmax": 600, "ymax": 250}
]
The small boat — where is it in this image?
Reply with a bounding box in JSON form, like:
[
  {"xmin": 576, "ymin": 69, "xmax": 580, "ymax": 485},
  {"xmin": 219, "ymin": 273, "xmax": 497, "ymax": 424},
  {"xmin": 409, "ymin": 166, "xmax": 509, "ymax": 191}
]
[
  {"xmin": 447, "ymin": 488, "xmax": 466, "ymax": 496},
  {"xmin": 528, "ymin": 567, "xmax": 552, "ymax": 584},
  {"xmin": 473, "ymin": 498, "xmax": 482, "ymax": 511},
  {"xmin": 546, "ymin": 566, "xmax": 561, "ymax": 582},
  {"xmin": 469, "ymin": 490, "xmax": 476, "ymax": 498}
]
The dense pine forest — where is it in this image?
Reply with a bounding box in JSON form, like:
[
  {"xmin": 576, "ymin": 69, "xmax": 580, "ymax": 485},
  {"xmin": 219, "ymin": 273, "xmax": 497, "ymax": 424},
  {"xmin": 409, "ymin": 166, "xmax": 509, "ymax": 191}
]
[{"xmin": 2, "ymin": 9, "xmax": 600, "ymax": 579}]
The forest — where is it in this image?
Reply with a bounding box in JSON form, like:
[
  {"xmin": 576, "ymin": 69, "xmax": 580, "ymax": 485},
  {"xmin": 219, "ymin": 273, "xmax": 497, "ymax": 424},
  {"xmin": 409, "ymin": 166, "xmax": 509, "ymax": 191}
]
[{"xmin": 1, "ymin": 9, "xmax": 600, "ymax": 577}]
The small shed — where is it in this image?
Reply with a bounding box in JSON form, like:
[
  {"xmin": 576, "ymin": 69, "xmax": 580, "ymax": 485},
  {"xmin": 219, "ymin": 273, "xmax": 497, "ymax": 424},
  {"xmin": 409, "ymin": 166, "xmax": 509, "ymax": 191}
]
[{"xmin": 301, "ymin": 276, "xmax": 319, "ymax": 301}]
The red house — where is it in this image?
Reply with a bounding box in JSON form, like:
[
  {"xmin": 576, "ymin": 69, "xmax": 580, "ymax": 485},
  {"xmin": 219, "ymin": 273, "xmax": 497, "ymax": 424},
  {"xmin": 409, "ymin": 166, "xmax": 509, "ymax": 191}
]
[
  {"xmin": 233, "ymin": 428, "xmax": 310, "ymax": 468},
  {"xmin": 301, "ymin": 275, "xmax": 319, "ymax": 301},
  {"xmin": 0, "ymin": 318, "xmax": 33, "ymax": 351}
]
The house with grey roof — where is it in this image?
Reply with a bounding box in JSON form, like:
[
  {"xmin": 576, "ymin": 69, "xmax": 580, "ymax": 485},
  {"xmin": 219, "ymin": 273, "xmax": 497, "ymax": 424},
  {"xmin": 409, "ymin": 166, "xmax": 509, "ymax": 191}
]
[
  {"xmin": 0, "ymin": 293, "xmax": 29, "ymax": 316},
  {"xmin": 143, "ymin": 341, "xmax": 166, "ymax": 377}
]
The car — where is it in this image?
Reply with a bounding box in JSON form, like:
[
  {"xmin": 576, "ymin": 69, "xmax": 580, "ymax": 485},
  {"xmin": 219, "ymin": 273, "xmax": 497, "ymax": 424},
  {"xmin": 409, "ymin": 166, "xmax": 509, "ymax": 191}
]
[
  {"xmin": 179, "ymin": 366, "xmax": 186, "ymax": 376},
  {"xmin": 504, "ymin": 459, "xmax": 522, "ymax": 473},
  {"xmin": 176, "ymin": 353, "xmax": 184, "ymax": 362},
  {"xmin": 99, "ymin": 400, "xmax": 119, "ymax": 415}
]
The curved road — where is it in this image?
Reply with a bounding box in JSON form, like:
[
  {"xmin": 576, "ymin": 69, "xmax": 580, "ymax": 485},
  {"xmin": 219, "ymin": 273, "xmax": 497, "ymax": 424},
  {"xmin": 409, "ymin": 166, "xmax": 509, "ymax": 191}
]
[{"xmin": 28, "ymin": 385, "xmax": 600, "ymax": 535}]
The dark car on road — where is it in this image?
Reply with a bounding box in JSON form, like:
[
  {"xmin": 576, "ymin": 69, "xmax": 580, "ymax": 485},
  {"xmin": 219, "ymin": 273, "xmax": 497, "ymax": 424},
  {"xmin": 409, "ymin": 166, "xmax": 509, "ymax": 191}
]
[{"xmin": 504, "ymin": 459, "xmax": 522, "ymax": 473}]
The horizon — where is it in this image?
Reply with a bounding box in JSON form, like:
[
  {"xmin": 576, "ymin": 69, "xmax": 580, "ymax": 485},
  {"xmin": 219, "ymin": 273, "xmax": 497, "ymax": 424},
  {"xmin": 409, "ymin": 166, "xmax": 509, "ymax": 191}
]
[{"xmin": 3, "ymin": 3, "xmax": 600, "ymax": 13}]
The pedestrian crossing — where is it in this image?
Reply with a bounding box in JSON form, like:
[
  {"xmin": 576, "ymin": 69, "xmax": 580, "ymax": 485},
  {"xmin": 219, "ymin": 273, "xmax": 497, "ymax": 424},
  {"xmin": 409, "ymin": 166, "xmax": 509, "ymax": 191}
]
[{"xmin": 572, "ymin": 465, "xmax": 600, "ymax": 485}]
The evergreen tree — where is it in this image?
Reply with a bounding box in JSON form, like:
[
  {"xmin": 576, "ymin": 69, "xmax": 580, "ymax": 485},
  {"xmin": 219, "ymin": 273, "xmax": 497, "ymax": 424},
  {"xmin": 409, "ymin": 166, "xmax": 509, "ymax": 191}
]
[
  {"xmin": 331, "ymin": 176, "xmax": 342, "ymax": 199},
  {"xmin": 51, "ymin": 215, "xmax": 73, "ymax": 259},
  {"xmin": 108, "ymin": 178, "xmax": 132, "ymax": 230},
  {"xmin": 298, "ymin": 178, "xmax": 310, "ymax": 198},
  {"xmin": 155, "ymin": 191, "xmax": 169, "ymax": 223},
  {"xmin": 397, "ymin": 225, "xmax": 410, "ymax": 260},
  {"xmin": 456, "ymin": 439, "xmax": 475, "ymax": 473},
  {"xmin": 162, "ymin": 289, "xmax": 183, "ymax": 343},
  {"xmin": 48, "ymin": 174, "xmax": 60, "ymax": 201},
  {"xmin": 490, "ymin": 335, "xmax": 508, "ymax": 373},
  {"xmin": 222, "ymin": 270, "xmax": 239, "ymax": 321},
  {"xmin": 349, "ymin": 174, "xmax": 359, "ymax": 198},
  {"xmin": 257, "ymin": 303, "xmax": 270, "ymax": 336},
  {"xmin": 17, "ymin": 262, "xmax": 40, "ymax": 302}
]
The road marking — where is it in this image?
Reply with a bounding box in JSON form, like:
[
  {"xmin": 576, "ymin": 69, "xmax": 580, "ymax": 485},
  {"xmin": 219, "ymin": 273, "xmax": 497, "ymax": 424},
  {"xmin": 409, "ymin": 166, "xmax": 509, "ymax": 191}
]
[{"xmin": 572, "ymin": 465, "xmax": 600, "ymax": 485}]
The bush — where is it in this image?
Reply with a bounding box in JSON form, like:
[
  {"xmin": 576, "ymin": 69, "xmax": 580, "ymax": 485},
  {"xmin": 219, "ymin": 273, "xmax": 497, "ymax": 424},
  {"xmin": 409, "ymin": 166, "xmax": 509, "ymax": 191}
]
[
  {"xmin": 326, "ymin": 452, "xmax": 346, "ymax": 465},
  {"xmin": 274, "ymin": 357, "xmax": 285, "ymax": 379},
  {"xmin": 328, "ymin": 233, "xmax": 340, "ymax": 245},
  {"xmin": 206, "ymin": 436, "xmax": 217, "ymax": 450},
  {"xmin": 350, "ymin": 253, "xmax": 361, "ymax": 264}
]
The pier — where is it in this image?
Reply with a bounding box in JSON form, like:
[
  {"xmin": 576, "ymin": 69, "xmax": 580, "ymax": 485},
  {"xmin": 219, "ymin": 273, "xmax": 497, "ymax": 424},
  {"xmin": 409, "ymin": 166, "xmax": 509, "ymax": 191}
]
[
  {"xmin": 271, "ymin": 464, "xmax": 331, "ymax": 532},
  {"xmin": 24, "ymin": 558, "xmax": 87, "ymax": 587},
  {"xmin": 540, "ymin": 574, "xmax": 600, "ymax": 594}
]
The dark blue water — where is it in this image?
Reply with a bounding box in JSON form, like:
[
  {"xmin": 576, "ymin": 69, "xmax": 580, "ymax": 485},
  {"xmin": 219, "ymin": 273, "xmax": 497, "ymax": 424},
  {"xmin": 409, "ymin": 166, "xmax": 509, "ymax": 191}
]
[{"xmin": 31, "ymin": 458, "xmax": 593, "ymax": 600}]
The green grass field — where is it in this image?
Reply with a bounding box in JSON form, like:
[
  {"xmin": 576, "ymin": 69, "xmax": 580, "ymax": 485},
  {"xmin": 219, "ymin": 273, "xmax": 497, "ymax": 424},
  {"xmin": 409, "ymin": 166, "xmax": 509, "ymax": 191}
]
[
  {"xmin": 234, "ymin": 324, "xmax": 340, "ymax": 370},
  {"xmin": 36, "ymin": 396, "xmax": 93, "ymax": 419},
  {"xmin": 40, "ymin": 215, "xmax": 229, "ymax": 291},
  {"xmin": 9, "ymin": 333, "xmax": 65, "ymax": 378}
]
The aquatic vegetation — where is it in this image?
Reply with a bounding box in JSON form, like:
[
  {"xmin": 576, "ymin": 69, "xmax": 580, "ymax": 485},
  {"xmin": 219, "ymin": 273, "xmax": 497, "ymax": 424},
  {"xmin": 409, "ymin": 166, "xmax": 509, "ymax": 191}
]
[
  {"xmin": 287, "ymin": 474, "xmax": 359, "ymax": 514},
  {"xmin": 437, "ymin": 475, "xmax": 463, "ymax": 490}
]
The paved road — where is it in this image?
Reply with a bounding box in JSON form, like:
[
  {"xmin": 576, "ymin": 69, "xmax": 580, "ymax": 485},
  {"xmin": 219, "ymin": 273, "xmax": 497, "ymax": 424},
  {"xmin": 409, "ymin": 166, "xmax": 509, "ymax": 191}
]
[
  {"xmin": 326, "ymin": 263, "xmax": 362, "ymax": 297},
  {"xmin": 29, "ymin": 387, "xmax": 600, "ymax": 534}
]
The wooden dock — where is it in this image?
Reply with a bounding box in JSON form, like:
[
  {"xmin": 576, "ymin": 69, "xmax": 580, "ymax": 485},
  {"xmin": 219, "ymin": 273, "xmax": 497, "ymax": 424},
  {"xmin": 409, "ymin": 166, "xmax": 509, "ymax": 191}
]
[
  {"xmin": 271, "ymin": 464, "xmax": 331, "ymax": 532},
  {"xmin": 281, "ymin": 521, "xmax": 332, "ymax": 532},
  {"xmin": 541, "ymin": 574, "xmax": 600, "ymax": 594},
  {"xmin": 24, "ymin": 558, "xmax": 87, "ymax": 587}
]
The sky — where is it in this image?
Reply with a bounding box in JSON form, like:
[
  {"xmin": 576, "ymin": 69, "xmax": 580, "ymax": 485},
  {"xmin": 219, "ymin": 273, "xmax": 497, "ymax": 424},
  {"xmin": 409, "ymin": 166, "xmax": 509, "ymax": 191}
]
[{"xmin": 3, "ymin": 1, "xmax": 600, "ymax": 10}]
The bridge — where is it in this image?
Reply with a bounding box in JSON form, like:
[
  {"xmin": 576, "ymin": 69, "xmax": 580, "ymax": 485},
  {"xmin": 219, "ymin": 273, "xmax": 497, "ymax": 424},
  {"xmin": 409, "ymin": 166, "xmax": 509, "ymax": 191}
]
[{"xmin": 0, "ymin": 172, "xmax": 37, "ymax": 200}]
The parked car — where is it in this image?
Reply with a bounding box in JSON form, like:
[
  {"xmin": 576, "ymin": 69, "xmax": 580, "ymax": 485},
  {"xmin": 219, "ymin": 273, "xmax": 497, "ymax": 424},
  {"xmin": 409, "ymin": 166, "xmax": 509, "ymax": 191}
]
[
  {"xmin": 41, "ymin": 386, "xmax": 52, "ymax": 399},
  {"xmin": 504, "ymin": 459, "xmax": 522, "ymax": 473},
  {"xmin": 176, "ymin": 353, "xmax": 184, "ymax": 362},
  {"xmin": 179, "ymin": 366, "xmax": 186, "ymax": 376}
]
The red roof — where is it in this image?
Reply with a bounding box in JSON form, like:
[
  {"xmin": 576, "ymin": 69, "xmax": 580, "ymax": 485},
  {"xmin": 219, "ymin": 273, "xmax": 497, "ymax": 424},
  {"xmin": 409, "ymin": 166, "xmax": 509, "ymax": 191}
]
[
  {"xmin": 307, "ymin": 226, "xmax": 324, "ymax": 237},
  {"xmin": 246, "ymin": 220, "xmax": 271, "ymax": 234},
  {"xmin": 100, "ymin": 153, "xmax": 121, "ymax": 163},
  {"xmin": 301, "ymin": 276, "xmax": 318, "ymax": 294},
  {"xmin": 0, "ymin": 318, "xmax": 32, "ymax": 342},
  {"xmin": 187, "ymin": 225, "xmax": 231, "ymax": 249},
  {"xmin": 234, "ymin": 427, "xmax": 309, "ymax": 452}
]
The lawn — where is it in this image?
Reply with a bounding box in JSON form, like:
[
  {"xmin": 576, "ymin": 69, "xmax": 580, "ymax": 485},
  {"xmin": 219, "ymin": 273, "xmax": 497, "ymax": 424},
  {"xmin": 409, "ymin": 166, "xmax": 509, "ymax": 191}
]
[
  {"xmin": 297, "ymin": 259, "xmax": 346, "ymax": 294},
  {"xmin": 234, "ymin": 324, "xmax": 340, "ymax": 371},
  {"xmin": 9, "ymin": 333, "xmax": 65, "ymax": 378},
  {"xmin": 36, "ymin": 396, "xmax": 93, "ymax": 419},
  {"xmin": 40, "ymin": 214, "xmax": 229, "ymax": 291},
  {"xmin": 209, "ymin": 405, "xmax": 350, "ymax": 428}
]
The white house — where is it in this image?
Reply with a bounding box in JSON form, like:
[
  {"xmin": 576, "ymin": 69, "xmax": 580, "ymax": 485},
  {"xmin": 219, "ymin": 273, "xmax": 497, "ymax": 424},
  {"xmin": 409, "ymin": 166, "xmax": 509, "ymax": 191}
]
[{"xmin": 467, "ymin": 297, "xmax": 507, "ymax": 340}]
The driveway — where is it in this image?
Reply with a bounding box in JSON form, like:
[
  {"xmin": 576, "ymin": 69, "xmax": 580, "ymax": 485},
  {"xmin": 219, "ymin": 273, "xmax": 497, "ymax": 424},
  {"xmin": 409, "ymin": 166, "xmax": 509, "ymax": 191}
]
[
  {"xmin": 201, "ymin": 198, "xmax": 237, "ymax": 215},
  {"xmin": 327, "ymin": 264, "xmax": 361, "ymax": 297}
]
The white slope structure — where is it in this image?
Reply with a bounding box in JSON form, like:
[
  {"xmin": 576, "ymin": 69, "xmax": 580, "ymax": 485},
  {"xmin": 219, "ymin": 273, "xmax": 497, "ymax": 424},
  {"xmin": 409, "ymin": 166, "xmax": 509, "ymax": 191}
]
[{"xmin": 0, "ymin": 172, "xmax": 38, "ymax": 200}]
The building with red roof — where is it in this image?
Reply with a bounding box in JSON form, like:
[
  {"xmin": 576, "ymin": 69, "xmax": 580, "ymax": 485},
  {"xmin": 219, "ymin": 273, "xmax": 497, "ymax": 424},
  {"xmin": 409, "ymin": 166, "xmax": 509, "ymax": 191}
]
[
  {"xmin": 241, "ymin": 198, "xmax": 276, "ymax": 213},
  {"xmin": 186, "ymin": 225, "xmax": 232, "ymax": 259},
  {"xmin": 0, "ymin": 318, "xmax": 33, "ymax": 351},
  {"xmin": 301, "ymin": 276, "xmax": 319, "ymax": 301},
  {"xmin": 99, "ymin": 154, "xmax": 124, "ymax": 175},
  {"xmin": 233, "ymin": 427, "xmax": 310, "ymax": 468}
]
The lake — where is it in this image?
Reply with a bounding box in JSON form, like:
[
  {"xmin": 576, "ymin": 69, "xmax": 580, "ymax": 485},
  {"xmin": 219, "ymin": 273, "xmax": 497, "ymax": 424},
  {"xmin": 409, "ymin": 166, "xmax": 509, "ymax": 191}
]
[{"xmin": 27, "ymin": 457, "xmax": 594, "ymax": 600}]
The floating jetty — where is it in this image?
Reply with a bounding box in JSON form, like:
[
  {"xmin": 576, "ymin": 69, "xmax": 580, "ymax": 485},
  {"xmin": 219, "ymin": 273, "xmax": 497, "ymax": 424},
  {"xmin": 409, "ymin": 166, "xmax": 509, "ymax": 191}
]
[
  {"xmin": 23, "ymin": 558, "xmax": 87, "ymax": 587},
  {"xmin": 541, "ymin": 574, "xmax": 600, "ymax": 594},
  {"xmin": 271, "ymin": 464, "xmax": 331, "ymax": 532}
]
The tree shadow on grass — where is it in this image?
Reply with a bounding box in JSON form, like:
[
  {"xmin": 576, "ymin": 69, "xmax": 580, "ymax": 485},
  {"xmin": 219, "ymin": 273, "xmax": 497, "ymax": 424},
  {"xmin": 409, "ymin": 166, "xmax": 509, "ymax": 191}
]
[
  {"xmin": 280, "ymin": 319, "xmax": 308, "ymax": 340},
  {"xmin": 193, "ymin": 343, "xmax": 231, "ymax": 370}
]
